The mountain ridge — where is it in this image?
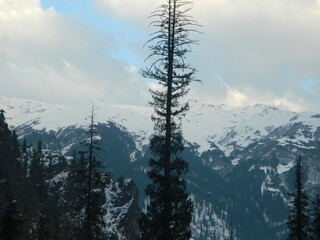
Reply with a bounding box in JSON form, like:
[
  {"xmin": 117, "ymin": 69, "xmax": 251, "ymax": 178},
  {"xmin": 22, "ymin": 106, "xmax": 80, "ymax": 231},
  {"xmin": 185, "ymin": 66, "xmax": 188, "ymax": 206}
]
[
  {"xmin": 2, "ymin": 96, "xmax": 320, "ymax": 239},
  {"xmin": 2, "ymin": 96, "xmax": 314, "ymax": 157}
]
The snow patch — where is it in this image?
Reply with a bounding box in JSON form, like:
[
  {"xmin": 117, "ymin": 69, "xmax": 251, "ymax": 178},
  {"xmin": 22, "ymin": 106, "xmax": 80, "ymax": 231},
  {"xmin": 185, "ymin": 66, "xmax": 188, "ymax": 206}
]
[{"xmin": 277, "ymin": 162, "xmax": 294, "ymax": 175}]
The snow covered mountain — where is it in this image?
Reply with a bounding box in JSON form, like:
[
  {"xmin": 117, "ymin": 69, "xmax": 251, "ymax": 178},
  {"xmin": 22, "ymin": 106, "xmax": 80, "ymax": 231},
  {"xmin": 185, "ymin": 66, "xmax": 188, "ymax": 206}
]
[
  {"xmin": 1, "ymin": 96, "xmax": 320, "ymax": 240},
  {"xmin": 1, "ymin": 96, "xmax": 306, "ymax": 156}
]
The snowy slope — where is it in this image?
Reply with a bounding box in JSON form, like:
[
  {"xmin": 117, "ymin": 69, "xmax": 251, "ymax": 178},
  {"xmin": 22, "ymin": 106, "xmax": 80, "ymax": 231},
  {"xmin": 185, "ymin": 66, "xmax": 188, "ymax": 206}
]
[
  {"xmin": 0, "ymin": 97, "xmax": 64, "ymax": 127},
  {"xmin": 3, "ymin": 96, "xmax": 320, "ymax": 240},
  {"xmin": 2, "ymin": 96, "xmax": 318, "ymax": 156},
  {"xmin": 183, "ymin": 100, "xmax": 295, "ymax": 154}
]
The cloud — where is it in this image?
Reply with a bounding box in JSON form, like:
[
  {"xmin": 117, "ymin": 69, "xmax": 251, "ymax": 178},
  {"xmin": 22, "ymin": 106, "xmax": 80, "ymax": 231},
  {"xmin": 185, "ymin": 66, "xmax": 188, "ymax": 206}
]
[
  {"xmin": 94, "ymin": 0, "xmax": 320, "ymax": 111},
  {"xmin": 0, "ymin": 0, "xmax": 149, "ymax": 105},
  {"xmin": 1, "ymin": 0, "xmax": 320, "ymax": 112}
]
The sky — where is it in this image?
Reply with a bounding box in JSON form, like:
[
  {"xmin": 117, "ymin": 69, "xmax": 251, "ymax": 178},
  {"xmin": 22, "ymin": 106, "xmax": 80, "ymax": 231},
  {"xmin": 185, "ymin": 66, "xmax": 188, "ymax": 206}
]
[{"xmin": 0, "ymin": 0, "xmax": 320, "ymax": 112}]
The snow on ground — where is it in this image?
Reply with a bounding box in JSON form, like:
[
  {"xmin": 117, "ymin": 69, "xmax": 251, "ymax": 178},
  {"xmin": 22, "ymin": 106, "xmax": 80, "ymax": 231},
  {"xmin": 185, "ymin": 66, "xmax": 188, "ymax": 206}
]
[
  {"xmin": 2, "ymin": 96, "xmax": 319, "ymax": 157},
  {"xmin": 183, "ymin": 100, "xmax": 296, "ymax": 155},
  {"xmin": 192, "ymin": 195, "xmax": 232, "ymax": 240},
  {"xmin": 277, "ymin": 162, "xmax": 294, "ymax": 175},
  {"xmin": 104, "ymin": 180, "xmax": 134, "ymax": 239},
  {"xmin": 0, "ymin": 96, "xmax": 65, "ymax": 127}
]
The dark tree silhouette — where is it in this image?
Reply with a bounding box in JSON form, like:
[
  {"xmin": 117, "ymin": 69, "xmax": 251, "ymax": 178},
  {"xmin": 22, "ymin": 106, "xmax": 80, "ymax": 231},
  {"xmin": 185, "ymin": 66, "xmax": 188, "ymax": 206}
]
[
  {"xmin": 140, "ymin": 0, "xmax": 200, "ymax": 239},
  {"xmin": 287, "ymin": 155, "xmax": 310, "ymax": 240},
  {"xmin": 0, "ymin": 111, "xmax": 30, "ymax": 239},
  {"xmin": 310, "ymin": 194, "xmax": 320, "ymax": 240},
  {"xmin": 20, "ymin": 138, "xmax": 29, "ymax": 172},
  {"xmin": 0, "ymin": 109, "xmax": 12, "ymax": 160},
  {"xmin": 22, "ymin": 139, "xmax": 27, "ymax": 154},
  {"xmin": 11, "ymin": 131, "xmax": 20, "ymax": 159},
  {"xmin": 29, "ymin": 141, "xmax": 47, "ymax": 201},
  {"xmin": 0, "ymin": 199, "xmax": 24, "ymax": 240},
  {"xmin": 66, "ymin": 106, "xmax": 108, "ymax": 240},
  {"xmin": 229, "ymin": 229, "xmax": 235, "ymax": 240}
]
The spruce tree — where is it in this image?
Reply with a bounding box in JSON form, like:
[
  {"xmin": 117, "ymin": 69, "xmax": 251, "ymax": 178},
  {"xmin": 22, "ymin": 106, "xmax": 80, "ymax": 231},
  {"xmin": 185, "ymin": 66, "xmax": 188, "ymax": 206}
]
[
  {"xmin": 0, "ymin": 109, "xmax": 13, "ymax": 160},
  {"xmin": 0, "ymin": 111, "xmax": 27, "ymax": 239},
  {"xmin": 29, "ymin": 142, "xmax": 47, "ymax": 201},
  {"xmin": 140, "ymin": 0, "xmax": 199, "ymax": 239},
  {"xmin": 310, "ymin": 194, "xmax": 320, "ymax": 240},
  {"xmin": 66, "ymin": 107, "xmax": 107, "ymax": 240},
  {"xmin": 11, "ymin": 131, "xmax": 20, "ymax": 159},
  {"xmin": 0, "ymin": 199, "xmax": 24, "ymax": 240},
  {"xmin": 287, "ymin": 155, "xmax": 310, "ymax": 240},
  {"xmin": 21, "ymin": 138, "xmax": 29, "ymax": 172},
  {"xmin": 63, "ymin": 151, "xmax": 88, "ymax": 240},
  {"xmin": 22, "ymin": 139, "xmax": 27, "ymax": 154}
]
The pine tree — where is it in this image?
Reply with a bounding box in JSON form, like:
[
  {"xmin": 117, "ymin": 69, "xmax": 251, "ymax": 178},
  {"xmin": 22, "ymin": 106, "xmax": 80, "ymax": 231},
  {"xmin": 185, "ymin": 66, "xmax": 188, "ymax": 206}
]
[
  {"xmin": 22, "ymin": 139, "xmax": 27, "ymax": 154},
  {"xmin": 140, "ymin": 0, "xmax": 199, "ymax": 239},
  {"xmin": 310, "ymin": 194, "xmax": 320, "ymax": 240},
  {"xmin": 20, "ymin": 139, "xmax": 29, "ymax": 172},
  {"xmin": 66, "ymin": 106, "xmax": 108, "ymax": 240},
  {"xmin": 0, "ymin": 199, "xmax": 24, "ymax": 240},
  {"xmin": 0, "ymin": 111, "xmax": 27, "ymax": 239},
  {"xmin": 63, "ymin": 151, "xmax": 88, "ymax": 240},
  {"xmin": 29, "ymin": 142, "xmax": 47, "ymax": 201},
  {"xmin": 0, "ymin": 109, "xmax": 13, "ymax": 160},
  {"xmin": 11, "ymin": 131, "xmax": 20, "ymax": 159},
  {"xmin": 287, "ymin": 155, "xmax": 310, "ymax": 240}
]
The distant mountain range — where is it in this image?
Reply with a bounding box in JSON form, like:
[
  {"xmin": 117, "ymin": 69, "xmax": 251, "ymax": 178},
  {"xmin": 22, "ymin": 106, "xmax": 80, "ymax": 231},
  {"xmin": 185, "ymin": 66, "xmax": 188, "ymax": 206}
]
[{"xmin": 2, "ymin": 96, "xmax": 320, "ymax": 240}]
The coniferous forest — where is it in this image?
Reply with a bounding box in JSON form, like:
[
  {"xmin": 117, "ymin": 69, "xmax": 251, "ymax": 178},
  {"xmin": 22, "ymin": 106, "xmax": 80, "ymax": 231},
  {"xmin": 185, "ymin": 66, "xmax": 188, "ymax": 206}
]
[{"xmin": 1, "ymin": 0, "xmax": 320, "ymax": 240}]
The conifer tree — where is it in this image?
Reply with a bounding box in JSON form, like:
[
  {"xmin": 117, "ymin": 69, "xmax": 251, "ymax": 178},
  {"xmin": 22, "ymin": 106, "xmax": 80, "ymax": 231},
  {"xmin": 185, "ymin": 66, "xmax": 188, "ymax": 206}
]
[
  {"xmin": 62, "ymin": 151, "xmax": 88, "ymax": 240},
  {"xmin": 22, "ymin": 139, "xmax": 27, "ymax": 154},
  {"xmin": 287, "ymin": 155, "xmax": 310, "ymax": 240},
  {"xmin": 66, "ymin": 106, "xmax": 107, "ymax": 240},
  {"xmin": 310, "ymin": 194, "xmax": 320, "ymax": 240},
  {"xmin": 0, "ymin": 110, "xmax": 13, "ymax": 159},
  {"xmin": 140, "ymin": 0, "xmax": 199, "ymax": 239},
  {"xmin": 11, "ymin": 131, "xmax": 20, "ymax": 159},
  {"xmin": 20, "ymin": 139, "xmax": 29, "ymax": 172},
  {"xmin": 0, "ymin": 199, "xmax": 24, "ymax": 240},
  {"xmin": 29, "ymin": 141, "xmax": 47, "ymax": 201},
  {"xmin": 0, "ymin": 111, "xmax": 26, "ymax": 239}
]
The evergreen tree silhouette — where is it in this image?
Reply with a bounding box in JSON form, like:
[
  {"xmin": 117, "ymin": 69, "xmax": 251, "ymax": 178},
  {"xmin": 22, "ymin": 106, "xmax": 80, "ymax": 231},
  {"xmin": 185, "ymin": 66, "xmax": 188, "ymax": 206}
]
[
  {"xmin": 66, "ymin": 106, "xmax": 108, "ymax": 240},
  {"xmin": 310, "ymin": 194, "xmax": 320, "ymax": 240},
  {"xmin": 0, "ymin": 198, "xmax": 24, "ymax": 240},
  {"xmin": 287, "ymin": 155, "xmax": 310, "ymax": 240},
  {"xmin": 29, "ymin": 141, "xmax": 47, "ymax": 201},
  {"xmin": 11, "ymin": 131, "xmax": 20, "ymax": 159},
  {"xmin": 140, "ymin": 0, "xmax": 200, "ymax": 239}
]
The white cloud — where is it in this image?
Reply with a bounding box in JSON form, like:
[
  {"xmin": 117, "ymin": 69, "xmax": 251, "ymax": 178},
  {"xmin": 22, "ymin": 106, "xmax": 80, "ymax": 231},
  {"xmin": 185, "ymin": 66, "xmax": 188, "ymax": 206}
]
[
  {"xmin": 0, "ymin": 0, "xmax": 44, "ymax": 20},
  {"xmin": 0, "ymin": 0, "xmax": 149, "ymax": 105},
  {"xmin": 1, "ymin": 0, "xmax": 320, "ymax": 112},
  {"xmin": 93, "ymin": 0, "xmax": 320, "ymax": 111}
]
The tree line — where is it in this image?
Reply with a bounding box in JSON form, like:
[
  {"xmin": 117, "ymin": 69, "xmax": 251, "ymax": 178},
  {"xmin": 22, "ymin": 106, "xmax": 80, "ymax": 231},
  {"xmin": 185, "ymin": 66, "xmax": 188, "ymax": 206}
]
[{"xmin": 0, "ymin": 109, "xmax": 111, "ymax": 240}]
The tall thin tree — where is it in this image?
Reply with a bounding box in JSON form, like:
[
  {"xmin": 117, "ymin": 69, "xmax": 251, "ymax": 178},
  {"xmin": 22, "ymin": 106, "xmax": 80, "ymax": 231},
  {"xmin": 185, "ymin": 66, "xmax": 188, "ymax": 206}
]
[
  {"xmin": 287, "ymin": 155, "xmax": 310, "ymax": 240},
  {"xmin": 66, "ymin": 105, "xmax": 107, "ymax": 240},
  {"xmin": 140, "ymin": 0, "xmax": 200, "ymax": 239}
]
